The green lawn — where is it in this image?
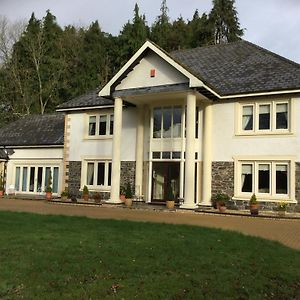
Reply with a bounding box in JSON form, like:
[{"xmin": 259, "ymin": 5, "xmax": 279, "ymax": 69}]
[{"xmin": 0, "ymin": 212, "xmax": 299, "ymax": 299}]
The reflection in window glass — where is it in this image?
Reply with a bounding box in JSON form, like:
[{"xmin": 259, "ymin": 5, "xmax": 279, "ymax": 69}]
[
  {"xmin": 99, "ymin": 115, "xmax": 107, "ymax": 135},
  {"xmin": 276, "ymin": 103, "xmax": 288, "ymax": 129},
  {"xmin": 153, "ymin": 108, "xmax": 162, "ymax": 138},
  {"xmin": 108, "ymin": 163, "xmax": 112, "ymax": 186},
  {"xmin": 37, "ymin": 167, "xmax": 43, "ymax": 192},
  {"xmin": 162, "ymin": 152, "xmax": 171, "ymax": 159},
  {"xmin": 15, "ymin": 167, "xmax": 20, "ymax": 191},
  {"xmin": 89, "ymin": 116, "xmax": 96, "ymax": 135},
  {"xmin": 242, "ymin": 106, "xmax": 253, "ymax": 130},
  {"xmin": 172, "ymin": 152, "xmax": 181, "ymax": 159},
  {"xmin": 173, "ymin": 106, "xmax": 182, "ymax": 138},
  {"xmin": 97, "ymin": 163, "xmax": 105, "ymax": 185},
  {"xmin": 276, "ymin": 165, "xmax": 288, "ymax": 194},
  {"xmin": 241, "ymin": 164, "xmax": 252, "ymax": 192},
  {"xmin": 29, "ymin": 167, "xmax": 35, "ymax": 192},
  {"xmin": 163, "ymin": 107, "xmax": 172, "ymax": 138},
  {"xmin": 259, "ymin": 105, "xmax": 270, "ymax": 130},
  {"xmin": 258, "ymin": 164, "xmax": 270, "ymax": 193},
  {"xmin": 22, "ymin": 167, "xmax": 28, "ymax": 192},
  {"xmin": 53, "ymin": 167, "xmax": 59, "ymax": 193},
  {"xmin": 152, "ymin": 152, "xmax": 161, "ymax": 159},
  {"xmin": 109, "ymin": 115, "xmax": 114, "ymax": 135},
  {"xmin": 87, "ymin": 163, "xmax": 94, "ymax": 185},
  {"xmin": 45, "ymin": 167, "xmax": 51, "ymax": 192}
]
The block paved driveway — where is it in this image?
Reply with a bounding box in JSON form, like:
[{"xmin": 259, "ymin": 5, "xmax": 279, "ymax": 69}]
[{"xmin": 0, "ymin": 198, "xmax": 299, "ymax": 250}]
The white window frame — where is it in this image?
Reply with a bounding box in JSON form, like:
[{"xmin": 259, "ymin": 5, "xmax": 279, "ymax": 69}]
[
  {"xmin": 81, "ymin": 158, "xmax": 112, "ymax": 191},
  {"xmin": 86, "ymin": 112, "xmax": 114, "ymax": 139},
  {"xmin": 234, "ymin": 156, "xmax": 296, "ymax": 202},
  {"xmin": 236, "ymin": 99, "xmax": 293, "ymax": 136}
]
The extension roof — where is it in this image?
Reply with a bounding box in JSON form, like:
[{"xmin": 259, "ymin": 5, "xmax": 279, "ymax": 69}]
[
  {"xmin": 57, "ymin": 90, "xmax": 114, "ymax": 111},
  {"xmin": 0, "ymin": 114, "xmax": 65, "ymax": 147},
  {"xmin": 171, "ymin": 40, "xmax": 300, "ymax": 96}
]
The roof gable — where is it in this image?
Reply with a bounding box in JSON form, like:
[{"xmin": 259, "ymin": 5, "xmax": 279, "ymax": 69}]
[{"xmin": 99, "ymin": 40, "xmax": 204, "ymax": 97}]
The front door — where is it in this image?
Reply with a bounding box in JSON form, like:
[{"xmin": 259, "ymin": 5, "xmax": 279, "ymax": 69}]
[{"xmin": 152, "ymin": 162, "xmax": 180, "ymax": 202}]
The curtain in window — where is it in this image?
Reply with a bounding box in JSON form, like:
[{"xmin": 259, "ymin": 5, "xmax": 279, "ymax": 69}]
[
  {"xmin": 87, "ymin": 163, "xmax": 94, "ymax": 185},
  {"xmin": 258, "ymin": 164, "xmax": 270, "ymax": 193},
  {"xmin": 241, "ymin": 164, "xmax": 252, "ymax": 192},
  {"xmin": 276, "ymin": 103, "xmax": 288, "ymax": 129},
  {"xmin": 89, "ymin": 116, "xmax": 96, "ymax": 135},
  {"xmin": 242, "ymin": 106, "xmax": 253, "ymax": 130}
]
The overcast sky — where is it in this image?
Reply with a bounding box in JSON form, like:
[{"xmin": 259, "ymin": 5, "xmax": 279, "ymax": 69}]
[{"xmin": 1, "ymin": 0, "xmax": 300, "ymax": 63}]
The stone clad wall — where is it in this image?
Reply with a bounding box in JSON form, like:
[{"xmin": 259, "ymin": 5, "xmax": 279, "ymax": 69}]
[
  {"xmin": 120, "ymin": 161, "xmax": 136, "ymax": 194},
  {"xmin": 68, "ymin": 161, "xmax": 81, "ymax": 197},
  {"xmin": 211, "ymin": 161, "xmax": 234, "ymax": 198}
]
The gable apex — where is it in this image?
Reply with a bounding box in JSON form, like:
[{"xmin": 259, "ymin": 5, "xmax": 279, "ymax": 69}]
[{"xmin": 99, "ymin": 40, "xmax": 204, "ymax": 97}]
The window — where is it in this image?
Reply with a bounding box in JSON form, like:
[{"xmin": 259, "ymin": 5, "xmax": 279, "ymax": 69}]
[
  {"xmin": 237, "ymin": 160, "xmax": 291, "ymax": 199},
  {"xmin": 87, "ymin": 114, "xmax": 113, "ymax": 137},
  {"xmin": 153, "ymin": 106, "xmax": 183, "ymax": 139},
  {"xmin": 84, "ymin": 160, "xmax": 112, "ymax": 189},
  {"xmin": 239, "ymin": 100, "xmax": 290, "ymax": 134},
  {"xmin": 14, "ymin": 165, "xmax": 60, "ymax": 194}
]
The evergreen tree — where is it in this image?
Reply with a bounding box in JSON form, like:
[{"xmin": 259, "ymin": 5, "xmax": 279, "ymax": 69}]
[
  {"xmin": 117, "ymin": 3, "xmax": 149, "ymax": 67},
  {"xmin": 151, "ymin": 0, "xmax": 172, "ymax": 51},
  {"xmin": 168, "ymin": 16, "xmax": 189, "ymax": 50},
  {"xmin": 209, "ymin": 0, "xmax": 244, "ymax": 44}
]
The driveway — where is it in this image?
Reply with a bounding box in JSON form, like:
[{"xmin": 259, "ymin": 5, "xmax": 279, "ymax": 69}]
[{"xmin": 0, "ymin": 198, "xmax": 299, "ymax": 250}]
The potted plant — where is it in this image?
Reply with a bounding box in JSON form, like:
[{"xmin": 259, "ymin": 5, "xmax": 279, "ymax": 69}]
[
  {"xmin": 93, "ymin": 192, "xmax": 101, "ymax": 204},
  {"xmin": 166, "ymin": 185, "xmax": 175, "ymax": 209},
  {"xmin": 0, "ymin": 172, "xmax": 4, "ymax": 197},
  {"xmin": 277, "ymin": 201, "xmax": 288, "ymax": 217},
  {"xmin": 120, "ymin": 185, "xmax": 126, "ymax": 202},
  {"xmin": 61, "ymin": 188, "xmax": 69, "ymax": 201},
  {"xmin": 82, "ymin": 185, "xmax": 89, "ymax": 201},
  {"xmin": 215, "ymin": 193, "xmax": 229, "ymax": 213},
  {"xmin": 125, "ymin": 182, "xmax": 133, "ymax": 207},
  {"xmin": 249, "ymin": 193, "xmax": 259, "ymax": 216},
  {"xmin": 45, "ymin": 172, "xmax": 52, "ymax": 200}
]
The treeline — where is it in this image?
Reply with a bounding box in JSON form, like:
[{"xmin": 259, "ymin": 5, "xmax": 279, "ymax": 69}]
[{"xmin": 0, "ymin": 0, "xmax": 243, "ymax": 127}]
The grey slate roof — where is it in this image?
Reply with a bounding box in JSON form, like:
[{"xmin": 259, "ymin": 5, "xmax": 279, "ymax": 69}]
[
  {"xmin": 0, "ymin": 114, "xmax": 65, "ymax": 147},
  {"xmin": 58, "ymin": 90, "xmax": 114, "ymax": 110},
  {"xmin": 171, "ymin": 40, "xmax": 300, "ymax": 96}
]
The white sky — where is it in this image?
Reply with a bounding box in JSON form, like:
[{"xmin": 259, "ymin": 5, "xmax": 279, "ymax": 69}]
[{"xmin": 1, "ymin": 0, "xmax": 300, "ymax": 63}]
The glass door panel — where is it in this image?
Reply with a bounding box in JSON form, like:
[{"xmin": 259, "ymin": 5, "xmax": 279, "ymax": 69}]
[
  {"xmin": 53, "ymin": 167, "xmax": 59, "ymax": 193},
  {"xmin": 22, "ymin": 167, "xmax": 28, "ymax": 192},
  {"xmin": 29, "ymin": 167, "xmax": 35, "ymax": 192},
  {"xmin": 37, "ymin": 167, "xmax": 43, "ymax": 192}
]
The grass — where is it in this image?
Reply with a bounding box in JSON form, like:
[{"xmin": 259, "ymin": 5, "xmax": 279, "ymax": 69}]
[{"xmin": 0, "ymin": 211, "xmax": 299, "ymax": 299}]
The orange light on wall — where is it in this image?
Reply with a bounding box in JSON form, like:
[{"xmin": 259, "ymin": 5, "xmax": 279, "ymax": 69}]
[{"xmin": 150, "ymin": 69, "xmax": 156, "ymax": 77}]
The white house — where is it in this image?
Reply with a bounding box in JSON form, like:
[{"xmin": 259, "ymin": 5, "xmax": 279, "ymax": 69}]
[{"xmin": 1, "ymin": 40, "xmax": 300, "ymax": 210}]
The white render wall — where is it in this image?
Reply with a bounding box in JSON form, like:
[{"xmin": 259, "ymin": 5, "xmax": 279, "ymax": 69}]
[
  {"xmin": 212, "ymin": 97, "xmax": 300, "ymax": 161},
  {"xmin": 68, "ymin": 107, "xmax": 137, "ymax": 161},
  {"xmin": 116, "ymin": 51, "xmax": 188, "ymax": 90}
]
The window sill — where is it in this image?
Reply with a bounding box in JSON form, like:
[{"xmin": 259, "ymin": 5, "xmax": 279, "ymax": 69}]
[
  {"xmin": 83, "ymin": 136, "xmax": 113, "ymax": 141},
  {"xmin": 232, "ymin": 196, "xmax": 296, "ymax": 203},
  {"xmin": 235, "ymin": 131, "xmax": 293, "ymax": 137}
]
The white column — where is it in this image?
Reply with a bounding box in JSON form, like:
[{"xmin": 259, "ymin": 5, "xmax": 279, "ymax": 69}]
[
  {"xmin": 135, "ymin": 105, "xmax": 144, "ymax": 198},
  {"xmin": 109, "ymin": 97, "xmax": 123, "ymax": 203},
  {"xmin": 181, "ymin": 91, "xmax": 197, "ymax": 209},
  {"xmin": 201, "ymin": 102, "xmax": 213, "ymax": 206}
]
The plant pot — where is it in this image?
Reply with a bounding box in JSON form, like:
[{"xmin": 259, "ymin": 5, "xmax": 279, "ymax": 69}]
[
  {"xmin": 125, "ymin": 198, "xmax": 132, "ymax": 207},
  {"xmin": 218, "ymin": 205, "xmax": 226, "ymax": 213},
  {"xmin": 0, "ymin": 190, "xmax": 4, "ymax": 197},
  {"xmin": 250, "ymin": 204, "xmax": 259, "ymax": 216},
  {"xmin": 120, "ymin": 194, "xmax": 126, "ymax": 202},
  {"xmin": 166, "ymin": 200, "xmax": 175, "ymax": 209},
  {"xmin": 278, "ymin": 210, "xmax": 286, "ymax": 217},
  {"xmin": 46, "ymin": 192, "xmax": 52, "ymax": 200},
  {"xmin": 83, "ymin": 193, "xmax": 89, "ymax": 201},
  {"xmin": 61, "ymin": 196, "xmax": 68, "ymax": 201}
]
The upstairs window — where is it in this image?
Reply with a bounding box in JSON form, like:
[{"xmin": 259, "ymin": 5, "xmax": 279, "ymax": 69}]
[
  {"xmin": 153, "ymin": 106, "xmax": 182, "ymax": 139},
  {"xmin": 238, "ymin": 100, "xmax": 291, "ymax": 135},
  {"xmin": 87, "ymin": 114, "xmax": 113, "ymax": 137}
]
